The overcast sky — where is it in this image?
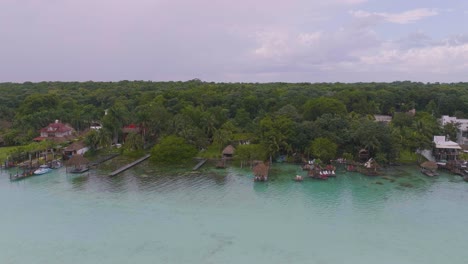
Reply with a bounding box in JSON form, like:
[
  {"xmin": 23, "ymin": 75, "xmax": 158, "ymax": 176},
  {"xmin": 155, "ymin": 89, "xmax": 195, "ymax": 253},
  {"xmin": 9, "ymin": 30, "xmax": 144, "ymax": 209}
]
[{"xmin": 1, "ymin": 0, "xmax": 468, "ymax": 83}]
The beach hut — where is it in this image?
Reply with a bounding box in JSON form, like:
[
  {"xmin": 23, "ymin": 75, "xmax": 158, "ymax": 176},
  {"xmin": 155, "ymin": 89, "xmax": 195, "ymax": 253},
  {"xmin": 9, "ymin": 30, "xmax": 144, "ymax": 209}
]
[
  {"xmin": 420, "ymin": 161, "xmax": 438, "ymax": 171},
  {"xmin": 222, "ymin": 145, "xmax": 235, "ymax": 159},
  {"xmin": 65, "ymin": 155, "xmax": 90, "ymax": 174},
  {"xmin": 253, "ymin": 162, "xmax": 269, "ymax": 181}
]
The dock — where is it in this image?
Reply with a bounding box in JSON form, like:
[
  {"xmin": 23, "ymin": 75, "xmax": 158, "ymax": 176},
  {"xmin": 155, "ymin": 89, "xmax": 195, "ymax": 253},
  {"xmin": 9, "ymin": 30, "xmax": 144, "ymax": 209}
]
[
  {"xmin": 109, "ymin": 154, "xmax": 151, "ymax": 177},
  {"xmin": 192, "ymin": 159, "xmax": 207, "ymax": 170}
]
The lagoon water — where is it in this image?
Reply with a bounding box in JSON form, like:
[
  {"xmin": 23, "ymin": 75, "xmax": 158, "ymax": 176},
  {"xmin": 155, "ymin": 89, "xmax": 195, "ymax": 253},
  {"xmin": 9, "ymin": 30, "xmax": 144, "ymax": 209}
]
[{"xmin": 1, "ymin": 161, "xmax": 467, "ymax": 264}]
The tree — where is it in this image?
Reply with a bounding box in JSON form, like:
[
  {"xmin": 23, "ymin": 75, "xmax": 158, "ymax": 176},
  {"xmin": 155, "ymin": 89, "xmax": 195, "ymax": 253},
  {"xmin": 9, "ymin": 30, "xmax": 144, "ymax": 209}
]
[
  {"xmin": 235, "ymin": 144, "xmax": 267, "ymax": 166},
  {"xmin": 303, "ymin": 97, "xmax": 347, "ymax": 121},
  {"xmin": 213, "ymin": 121, "xmax": 235, "ymax": 148},
  {"xmin": 442, "ymin": 122, "xmax": 460, "ymax": 142},
  {"xmin": 84, "ymin": 129, "xmax": 112, "ymax": 151},
  {"xmin": 84, "ymin": 130, "xmax": 100, "ymax": 151},
  {"xmin": 102, "ymin": 101, "xmax": 129, "ymax": 144},
  {"xmin": 259, "ymin": 115, "xmax": 294, "ymax": 163},
  {"xmin": 124, "ymin": 132, "xmax": 144, "ymax": 151},
  {"xmin": 309, "ymin": 137, "xmax": 337, "ymax": 162},
  {"xmin": 150, "ymin": 136, "xmax": 197, "ymax": 164},
  {"xmin": 391, "ymin": 113, "xmax": 413, "ymax": 128}
]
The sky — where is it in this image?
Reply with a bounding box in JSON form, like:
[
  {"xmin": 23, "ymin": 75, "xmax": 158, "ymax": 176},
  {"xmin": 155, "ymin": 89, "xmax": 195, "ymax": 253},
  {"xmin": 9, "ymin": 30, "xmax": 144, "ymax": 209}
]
[{"xmin": 1, "ymin": 0, "xmax": 468, "ymax": 83}]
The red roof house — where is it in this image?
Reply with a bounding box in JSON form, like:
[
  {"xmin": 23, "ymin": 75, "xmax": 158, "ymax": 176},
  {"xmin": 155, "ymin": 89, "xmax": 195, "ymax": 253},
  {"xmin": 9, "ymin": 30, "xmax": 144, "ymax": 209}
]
[
  {"xmin": 34, "ymin": 120, "xmax": 76, "ymax": 142},
  {"xmin": 122, "ymin": 124, "xmax": 141, "ymax": 134}
]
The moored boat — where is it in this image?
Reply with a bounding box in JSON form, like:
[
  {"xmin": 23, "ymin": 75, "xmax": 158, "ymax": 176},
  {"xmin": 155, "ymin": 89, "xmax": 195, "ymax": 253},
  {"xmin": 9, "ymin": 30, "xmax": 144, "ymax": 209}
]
[
  {"xmin": 34, "ymin": 165, "xmax": 52, "ymax": 175},
  {"xmin": 294, "ymin": 175, "xmax": 303, "ymax": 182},
  {"xmin": 50, "ymin": 160, "xmax": 63, "ymax": 169},
  {"xmin": 9, "ymin": 168, "xmax": 36, "ymax": 181}
]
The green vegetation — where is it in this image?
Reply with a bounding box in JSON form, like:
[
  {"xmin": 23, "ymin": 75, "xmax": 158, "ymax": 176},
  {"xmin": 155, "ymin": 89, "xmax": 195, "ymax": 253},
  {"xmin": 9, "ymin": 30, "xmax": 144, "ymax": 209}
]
[
  {"xmin": 397, "ymin": 150, "xmax": 420, "ymax": 164},
  {"xmin": 198, "ymin": 144, "xmax": 223, "ymax": 159},
  {"xmin": 309, "ymin": 137, "xmax": 338, "ymax": 162},
  {"xmin": 1, "ymin": 80, "xmax": 467, "ymax": 165},
  {"xmin": 0, "ymin": 146, "xmax": 16, "ymax": 162},
  {"xmin": 150, "ymin": 136, "xmax": 197, "ymax": 164}
]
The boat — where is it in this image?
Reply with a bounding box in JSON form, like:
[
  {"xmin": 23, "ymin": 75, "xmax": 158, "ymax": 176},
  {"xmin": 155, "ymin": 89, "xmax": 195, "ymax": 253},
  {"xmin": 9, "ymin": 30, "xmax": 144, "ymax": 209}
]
[
  {"xmin": 34, "ymin": 165, "xmax": 52, "ymax": 175},
  {"xmin": 308, "ymin": 169, "xmax": 328, "ymax": 180},
  {"xmin": 294, "ymin": 175, "xmax": 303, "ymax": 182},
  {"xmin": 50, "ymin": 160, "xmax": 63, "ymax": 169},
  {"xmin": 9, "ymin": 168, "xmax": 35, "ymax": 181}
]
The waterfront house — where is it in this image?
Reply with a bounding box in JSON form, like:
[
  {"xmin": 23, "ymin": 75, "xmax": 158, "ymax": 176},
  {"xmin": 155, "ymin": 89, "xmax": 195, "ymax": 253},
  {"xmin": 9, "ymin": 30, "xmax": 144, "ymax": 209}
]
[
  {"xmin": 33, "ymin": 120, "xmax": 76, "ymax": 143},
  {"xmin": 433, "ymin": 136, "xmax": 461, "ymax": 165},
  {"xmin": 122, "ymin": 124, "xmax": 142, "ymax": 142}
]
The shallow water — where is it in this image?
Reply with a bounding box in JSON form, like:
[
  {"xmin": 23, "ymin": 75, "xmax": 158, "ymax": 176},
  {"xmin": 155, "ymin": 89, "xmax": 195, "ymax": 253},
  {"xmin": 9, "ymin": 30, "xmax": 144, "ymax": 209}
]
[{"xmin": 1, "ymin": 163, "xmax": 467, "ymax": 264}]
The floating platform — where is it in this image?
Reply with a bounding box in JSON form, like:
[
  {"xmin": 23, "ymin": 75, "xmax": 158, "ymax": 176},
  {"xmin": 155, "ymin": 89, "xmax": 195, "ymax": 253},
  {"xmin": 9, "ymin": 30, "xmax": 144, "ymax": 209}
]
[{"xmin": 109, "ymin": 154, "xmax": 151, "ymax": 177}]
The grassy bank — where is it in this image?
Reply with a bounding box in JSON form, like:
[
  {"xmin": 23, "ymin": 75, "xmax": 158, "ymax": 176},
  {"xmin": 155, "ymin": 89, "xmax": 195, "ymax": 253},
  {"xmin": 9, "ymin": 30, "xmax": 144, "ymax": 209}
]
[
  {"xmin": 396, "ymin": 149, "xmax": 420, "ymax": 164},
  {"xmin": 197, "ymin": 144, "xmax": 223, "ymax": 159}
]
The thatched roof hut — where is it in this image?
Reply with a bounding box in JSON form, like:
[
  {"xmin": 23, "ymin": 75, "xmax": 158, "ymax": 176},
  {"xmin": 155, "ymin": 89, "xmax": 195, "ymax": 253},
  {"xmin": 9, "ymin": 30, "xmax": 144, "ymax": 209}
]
[
  {"xmin": 222, "ymin": 145, "xmax": 235, "ymax": 158},
  {"xmin": 65, "ymin": 155, "xmax": 89, "ymax": 167},
  {"xmin": 253, "ymin": 162, "xmax": 268, "ymax": 178},
  {"xmin": 64, "ymin": 141, "xmax": 86, "ymax": 152},
  {"xmin": 420, "ymin": 161, "xmax": 438, "ymax": 170}
]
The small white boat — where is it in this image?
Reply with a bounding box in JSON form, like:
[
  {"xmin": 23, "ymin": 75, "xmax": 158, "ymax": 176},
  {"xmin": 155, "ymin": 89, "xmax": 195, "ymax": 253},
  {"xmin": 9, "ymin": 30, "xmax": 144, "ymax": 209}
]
[
  {"xmin": 34, "ymin": 165, "xmax": 52, "ymax": 175},
  {"xmin": 50, "ymin": 160, "xmax": 63, "ymax": 169}
]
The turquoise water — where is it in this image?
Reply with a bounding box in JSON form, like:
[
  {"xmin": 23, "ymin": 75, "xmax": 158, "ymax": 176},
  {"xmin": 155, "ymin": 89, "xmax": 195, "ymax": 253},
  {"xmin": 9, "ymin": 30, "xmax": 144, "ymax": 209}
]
[{"xmin": 1, "ymin": 163, "xmax": 467, "ymax": 264}]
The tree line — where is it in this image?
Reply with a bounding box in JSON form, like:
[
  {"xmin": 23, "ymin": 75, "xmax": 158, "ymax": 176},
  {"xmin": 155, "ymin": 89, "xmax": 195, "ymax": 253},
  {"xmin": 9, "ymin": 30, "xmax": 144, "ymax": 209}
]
[{"xmin": 0, "ymin": 80, "xmax": 466, "ymax": 164}]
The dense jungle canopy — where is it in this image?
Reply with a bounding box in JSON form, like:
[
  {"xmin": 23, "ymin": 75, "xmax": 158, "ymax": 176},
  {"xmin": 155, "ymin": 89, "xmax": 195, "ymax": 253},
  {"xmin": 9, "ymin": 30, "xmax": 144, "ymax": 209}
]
[{"xmin": 0, "ymin": 80, "xmax": 467, "ymax": 164}]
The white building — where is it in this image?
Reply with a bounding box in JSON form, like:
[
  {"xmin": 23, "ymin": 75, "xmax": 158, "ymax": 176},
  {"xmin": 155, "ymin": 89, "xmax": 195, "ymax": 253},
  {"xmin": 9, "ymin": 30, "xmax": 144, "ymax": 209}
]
[
  {"xmin": 440, "ymin": 115, "xmax": 468, "ymax": 147},
  {"xmin": 433, "ymin": 136, "xmax": 462, "ymax": 163},
  {"xmin": 374, "ymin": 115, "xmax": 392, "ymax": 124}
]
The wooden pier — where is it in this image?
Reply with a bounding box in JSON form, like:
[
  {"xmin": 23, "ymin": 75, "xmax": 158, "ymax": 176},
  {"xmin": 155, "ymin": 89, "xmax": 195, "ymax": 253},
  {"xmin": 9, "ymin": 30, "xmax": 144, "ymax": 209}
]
[
  {"xmin": 192, "ymin": 159, "xmax": 207, "ymax": 170},
  {"xmin": 109, "ymin": 154, "xmax": 151, "ymax": 177}
]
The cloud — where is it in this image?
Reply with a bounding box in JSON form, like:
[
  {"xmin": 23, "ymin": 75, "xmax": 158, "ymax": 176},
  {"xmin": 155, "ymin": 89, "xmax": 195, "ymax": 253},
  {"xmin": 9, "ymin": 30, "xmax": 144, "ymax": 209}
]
[
  {"xmin": 1, "ymin": 0, "xmax": 466, "ymax": 83},
  {"xmin": 346, "ymin": 42, "xmax": 468, "ymax": 76},
  {"xmin": 350, "ymin": 8, "xmax": 438, "ymax": 24}
]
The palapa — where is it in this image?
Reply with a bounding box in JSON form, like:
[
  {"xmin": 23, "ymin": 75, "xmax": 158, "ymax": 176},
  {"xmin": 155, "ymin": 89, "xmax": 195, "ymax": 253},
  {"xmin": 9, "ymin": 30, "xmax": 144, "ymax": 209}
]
[
  {"xmin": 420, "ymin": 161, "xmax": 438, "ymax": 170},
  {"xmin": 65, "ymin": 155, "xmax": 89, "ymax": 167},
  {"xmin": 222, "ymin": 145, "xmax": 235, "ymax": 156},
  {"xmin": 253, "ymin": 162, "xmax": 269, "ymax": 178}
]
